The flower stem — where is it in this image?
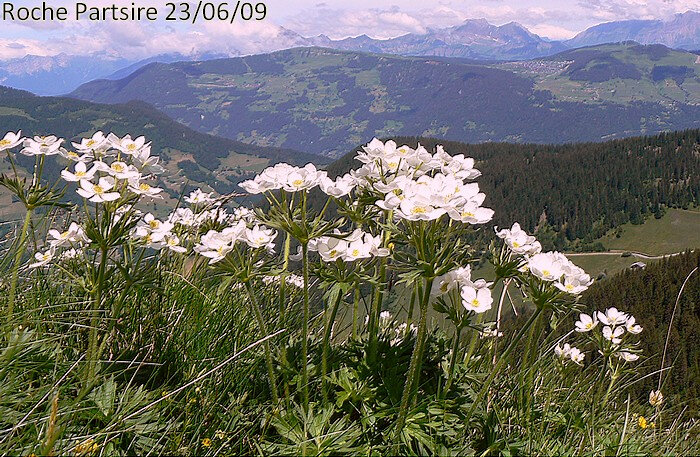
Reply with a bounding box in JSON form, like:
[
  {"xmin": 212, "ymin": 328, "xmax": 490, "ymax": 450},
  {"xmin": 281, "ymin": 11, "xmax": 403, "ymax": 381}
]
[
  {"xmin": 244, "ymin": 281, "xmax": 279, "ymax": 404},
  {"xmin": 86, "ymin": 246, "xmax": 108, "ymax": 381},
  {"xmin": 393, "ymin": 276, "xmax": 434, "ymax": 440},
  {"xmin": 321, "ymin": 288, "xmax": 344, "ymax": 402},
  {"xmin": 6, "ymin": 209, "xmax": 32, "ymax": 327},
  {"xmin": 351, "ymin": 280, "xmax": 360, "ymax": 339},
  {"xmin": 464, "ymin": 307, "xmax": 543, "ymax": 423},
  {"xmin": 301, "ymin": 242, "xmax": 310, "ymax": 411},
  {"xmin": 442, "ymin": 325, "xmax": 463, "ymax": 397}
]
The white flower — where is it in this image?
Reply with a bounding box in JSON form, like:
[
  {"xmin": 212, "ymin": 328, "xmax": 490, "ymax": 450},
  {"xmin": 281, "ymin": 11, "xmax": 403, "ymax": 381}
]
[
  {"xmin": 625, "ymin": 315, "xmax": 643, "ymax": 334},
  {"xmin": 128, "ymin": 179, "xmax": 163, "ymax": 198},
  {"xmin": 555, "ymin": 274, "xmax": 592, "ymax": 295},
  {"xmin": 137, "ymin": 213, "xmax": 174, "ymax": 240},
  {"xmin": 48, "ymin": 222, "xmax": 87, "ymax": 247},
  {"xmin": 597, "ymin": 307, "xmax": 628, "ymax": 326},
  {"xmin": 319, "ymin": 174, "xmax": 356, "ymax": 197},
  {"xmin": 21, "ymin": 136, "xmax": 63, "ymax": 156},
  {"xmin": 59, "ymin": 148, "xmax": 93, "ymax": 162},
  {"xmin": 0, "ymin": 131, "xmax": 23, "ymax": 151},
  {"xmin": 575, "ymin": 313, "xmax": 598, "ymax": 332},
  {"xmin": 555, "ymin": 343, "xmax": 571, "ymax": 358},
  {"xmin": 61, "ymin": 162, "xmax": 98, "ymax": 182},
  {"xmin": 495, "ymin": 222, "xmax": 542, "ymax": 256},
  {"xmin": 163, "ymin": 235, "xmax": 187, "ymax": 253},
  {"xmin": 244, "ymin": 225, "xmax": 277, "ymax": 250},
  {"xmin": 447, "ymin": 202, "xmax": 494, "ymax": 225},
  {"xmin": 396, "ymin": 197, "xmax": 446, "ymax": 221},
  {"xmin": 649, "ymin": 390, "xmax": 663, "ymax": 407},
  {"xmin": 194, "ymin": 229, "xmax": 235, "ymax": 264},
  {"xmin": 29, "ymin": 248, "xmax": 55, "ymax": 268},
  {"xmin": 431, "ymin": 266, "xmax": 472, "ymax": 297},
  {"xmin": 108, "ymin": 133, "xmax": 147, "ymax": 155},
  {"xmin": 602, "ymin": 325, "xmax": 625, "ymax": 345},
  {"xmin": 527, "ymin": 252, "xmax": 566, "ymax": 282},
  {"xmin": 282, "ymin": 163, "xmax": 325, "ymax": 192},
  {"xmin": 94, "ymin": 161, "xmax": 140, "ymax": 180},
  {"xmin": 479, "ymin": 326, "xmax": 503, "ymax": 339},
  {"xmin": 617, "ymin": 351, "xmax": 639, "ymax": 362},
  {"xmin": 315, "ymin": 236, "xmax": 348, "ymax": 262},
  {"xmin": 569, "ymin": 346, "xmax": 585, "ymax": 365},
  {"xmin": 72, "ymin": 131, "xmax": 108, "ymax": 152},
  {"xmin": 133, "ymin": 145, "xmax": 165, "ymax": 174},
  {"xmin": 184, "ymin": 188, "xmax": 216, "ymax": 204},
  {"xmin": 76, "ymin": 177, "xmax": 120, "ymax": 203},
  {"xmin": 460, "ymin": 285, "xmax": 493, "ymax": 314}
]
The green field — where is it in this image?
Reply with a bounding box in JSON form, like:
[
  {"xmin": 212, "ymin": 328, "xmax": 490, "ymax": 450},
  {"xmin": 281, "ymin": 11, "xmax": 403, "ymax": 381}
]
[{"xmin": 566, "ymin": 208, "xmax": 700, "ymax": 278}]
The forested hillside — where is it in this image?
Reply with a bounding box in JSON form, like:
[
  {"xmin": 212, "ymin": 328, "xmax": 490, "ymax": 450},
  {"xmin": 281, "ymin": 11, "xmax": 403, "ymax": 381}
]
[
  {"xmin": 329, "ymin": 130, "xmax": 700, "ymax": 247},
  {"xmin": 582, "ymin": 250, "xmax": 700, "ymax": 410},
  {"xmin": 0, "ymin": 86, "xmax": 323, "ymax": 205}
]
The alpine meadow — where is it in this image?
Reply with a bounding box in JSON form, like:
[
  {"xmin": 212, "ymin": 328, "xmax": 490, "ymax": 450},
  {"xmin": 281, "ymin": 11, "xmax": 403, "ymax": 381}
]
[{"xmin": 1, "ymin": 2, "xmax": 700, "ymax": 456}]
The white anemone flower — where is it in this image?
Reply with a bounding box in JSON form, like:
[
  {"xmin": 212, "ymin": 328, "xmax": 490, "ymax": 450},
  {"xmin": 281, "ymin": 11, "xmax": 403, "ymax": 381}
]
[
  {"xmin": 244, "ymin": 225, "xmax": 277, "ymax": 250},
  {"xmin": 319, "ymin": 174, "xmax": 356, "ymax": 197},
  {"xmin": 21, "ymin": 136, "xmax": 63, "ymax": 156},
  {"xmin": 194, "ymin": 230, "xmax": 235, "ymax": 264},
  {"xmin": 617, "ymin": 351, "xmax": 640, "ymax": 362},
  {"xmin": 431, "ymin": 266, "xmax": 473, "ymax": 297},
  {"xmin": 495, "ymin": 222, "xmax": 542, "ymax": 256},
  {"xmin": 72, "ymin": 131, "xmax": 108, "ymax": 151},
  {"xmin": 461, "ymin": 285, "xmax": 493, "ymax": 314},
  {"xmin": 396, "ymin": 197, "xmax": 446, "ymax": 221},
  {"xmin": 0, "ymin": 131, "xmax": 24, "ymax": 151},
  {"xmin": 555, "ymin": 275, "xmax": 592, "ymax": 295},
  {"xmin": 575, "ymin": 313, "xmax": 598, "ymax": 332},
  {"xmin": 184, "ymin": 188, "xmax": 216, "ymax": 204},
  {"xmin": 315, "ymin": 236, "xmax": 348, "ymax": 262},
  {"xmin": 163, "ymin": 235, "xmax": 187, "ymax": 253},
  {"xmin": 48, "ymin": 222, "xmax": 88, "ymax": 247},
  {"xmin": 59, "ymin": 148, "xmax": 93, "ymax": 162},
  {"xmin": 625, "ymin": 316, "xmax": 643, "ymax": 334},
  {"xmin": 649, "ymin": 390, "xmax": 664, "ymax": 407},
  {"xmin": 128, "ymin": 179, "xmax": 163, "ymax": 198},
  {"xmin": 597, "ymin": 307, "xmax": 629, "ymax": 326},
  {"xmin": 61, "ymin": 162, "xmax": 97, "ymax": 182},
  {"xmin": 527, "ymin": 252, "xmax": 566, "ymax": 282},
  {"xmin": 76, "ymin": 177, "xmax": 120, "ymax": 203},
  {"xmin": 602, "ymin": 325, "xmax": 625, "ymax": 345},
  {"xmin": 29, "ymin": 248, "xmax": 55, "ymax": 268},
  {"xmin": 282, "ymin": 164, "xmax": 325, "ymax": 192},
  {"xmin": 108, "ymin": 133, "xmax": 147, "ymax": 155}
]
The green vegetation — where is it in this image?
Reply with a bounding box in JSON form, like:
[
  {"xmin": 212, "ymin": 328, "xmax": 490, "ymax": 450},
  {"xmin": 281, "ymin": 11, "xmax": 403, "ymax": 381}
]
[
  {"xmin": 70, "ymin": 44, "xmax": 700, "ymax": 157},
  {"xmin": 1, "ymin": 130, "xmax": 698, "ymax": 455}
]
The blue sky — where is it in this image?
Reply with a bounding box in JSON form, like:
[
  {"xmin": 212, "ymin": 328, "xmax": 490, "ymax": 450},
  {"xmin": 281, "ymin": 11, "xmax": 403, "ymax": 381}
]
[{"xmin": 1, "ymin": 0, "xmax": 698, "ymax": 59}]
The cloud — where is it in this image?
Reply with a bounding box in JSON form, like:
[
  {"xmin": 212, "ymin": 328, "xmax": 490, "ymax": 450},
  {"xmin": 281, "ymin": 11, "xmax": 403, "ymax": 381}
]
[{"xmin": 528, "ymin": 23, "xmax": 578, "ymax": 39}]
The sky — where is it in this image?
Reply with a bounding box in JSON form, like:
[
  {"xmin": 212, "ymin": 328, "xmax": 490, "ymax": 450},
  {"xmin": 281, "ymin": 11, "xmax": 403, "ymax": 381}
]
[{"xmin": 0, "ymin": 0, "xmax": 698, "ymax": 59}]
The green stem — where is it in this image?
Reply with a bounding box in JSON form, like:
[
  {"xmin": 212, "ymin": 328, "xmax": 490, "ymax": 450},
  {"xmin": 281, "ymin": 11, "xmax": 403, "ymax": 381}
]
[
  {"xmin": 321, "ymin": 289, "xmax": 344, "ymax": 402},
  {"xmin": 6, "ymin": 209, "xmax": 32, "ymax": 326},
  {"xmin": 87, "ymin": 246, "xmax": 108, "ymax": 381},
  {"xmin": 244, "ymin": 281, "xmax": 279, "ymax": 404},
  {"xmin": 442, "ymin": 326, "xmax": 463, "ymax": 397},
  {"xmin": 368, "ymin": 227, "xmax": 390, "ymax": 363},
  {"xmin": 351, "ymin": 280, "xmax": 360, "ymax": 339},
  {"xmin": 393, "ymin": 276, "xmax": 434, "ymax": 440},
  {"xmin": 301, "ymin": 242, "xmax": 310, "ymax": 411},
  {"xmin": 464, "ymin": 307, "xmax": 543, "ymax": 423}
]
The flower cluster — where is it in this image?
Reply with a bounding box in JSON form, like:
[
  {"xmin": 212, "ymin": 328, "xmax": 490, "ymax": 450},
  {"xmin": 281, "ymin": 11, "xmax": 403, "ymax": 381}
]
[
  {"xmin": 555, "ymin": 342, "xmax": 585, "ymax": 365},
  {"xmin": 430, "ymin": 266, "xmax": 494, "ymax": 314},
  {"xmin": 194, "ymin": 221, "xmax": 277, "ymax": 264},
  {"xmin": 557, "ymin": 307, "xmax": 643, "ymax": 367},
  {"xmin": 308, "ymin": 229, "xmax": 389, "ymax": 263},
  {"xmin": 527, "ymin": 252, "xmax": 593, "ymax": 295}
]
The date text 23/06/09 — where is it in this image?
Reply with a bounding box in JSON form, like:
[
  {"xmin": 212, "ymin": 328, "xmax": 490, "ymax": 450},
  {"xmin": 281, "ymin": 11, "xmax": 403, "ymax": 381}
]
[{"xmin": 1, "ymin": 1, "xmax": 267, "ymax": 22}]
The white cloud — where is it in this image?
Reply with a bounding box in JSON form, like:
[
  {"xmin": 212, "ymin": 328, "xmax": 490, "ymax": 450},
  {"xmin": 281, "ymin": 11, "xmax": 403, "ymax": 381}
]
[{"xmin": 529, "ymin": 23, "xmax": 578, "ymax": 39}]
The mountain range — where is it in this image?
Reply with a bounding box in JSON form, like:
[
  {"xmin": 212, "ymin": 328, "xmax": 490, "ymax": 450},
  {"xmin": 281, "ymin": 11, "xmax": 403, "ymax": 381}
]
[
  {"xmin": 1, "ymin": 12, "xmax": 698, "ymax": 96},
  {"xmin": 69, "ymin": 43, "xmax": 700, "ymax": 157}
]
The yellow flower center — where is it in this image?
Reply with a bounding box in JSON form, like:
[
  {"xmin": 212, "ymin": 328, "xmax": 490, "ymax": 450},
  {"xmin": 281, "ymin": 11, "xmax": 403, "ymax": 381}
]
[
  {"xmin": 462, "ymin": 211, "xmax": 475, "ymax": 218},
  {"xmin": 329, "ymin": 249, "xmax": 337, "ymax": 257},
  {"xmin": 75, "ymin": 171, "xmax": 86, "ymax": 177},
  {"xmin": 542, "ymin": 269, "xmax": 551, "ymax": 277},
  {"xmin": 127, "ymin": 144, "xmax": 137, "ymax": 150},
  {"xmin": 292, "ymin": 179, "xmax": 304, "ymax": 186},
  {"xmin": 149, "ymin": 220, "xmax": 160, "ymax": 229},
  {"xmin": 411, "ymin": 206, "xmax": 427, "ymax": 214},
  {"xmin": 512, "ymin": 241, "xmax": 521, "ymax": 248},
  {"xmin": 471, "ymin": 299, "xmax": 480, "ymax": 307},
  {"xmin": 139, "ymin": 183, "xmax": 151, "ymax": 191},
  {"xmin": 86, "ymin": 140, "xmax": 95, "ymax": 147},
  {"xmin": 352, "ymin": 249, "xmax": 360, "ymax": 257},
  {"xmin": 93, "ymin": 185, "xmax": 104, "ymax": 194},
  {"xmin": 0, "ymin": 139, "xmax": 10, "ymax": 146},
  {"xmin": 112, "ymin": 164, "xmax": 124, "ymax": 172},
  {"xmin": 68, "ymin": 151, "xmax": 79, "ymax": 158}
]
